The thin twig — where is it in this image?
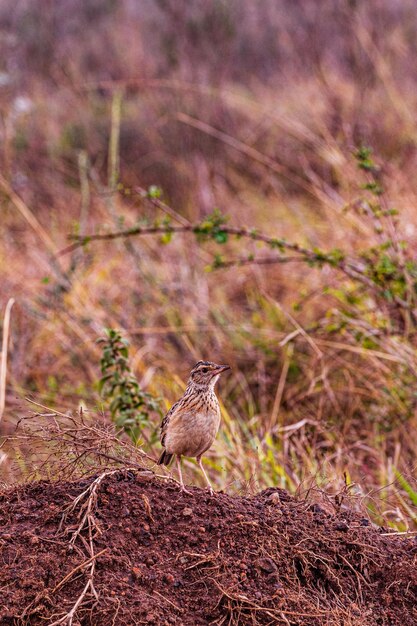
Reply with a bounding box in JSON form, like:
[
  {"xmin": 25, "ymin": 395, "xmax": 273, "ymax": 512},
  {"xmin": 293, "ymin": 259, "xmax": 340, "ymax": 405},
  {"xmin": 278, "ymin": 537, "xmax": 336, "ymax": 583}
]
[
  {"xmin": 52, "ymin": 548, "xmax": 108, "ymax": 593},
  {"xmin": 24, "ymin": 397, "xmax": 72, "ymax": 419},
  {"xmin": 152, "ymin": 589, "xmax": 183, "ymax": 613}
]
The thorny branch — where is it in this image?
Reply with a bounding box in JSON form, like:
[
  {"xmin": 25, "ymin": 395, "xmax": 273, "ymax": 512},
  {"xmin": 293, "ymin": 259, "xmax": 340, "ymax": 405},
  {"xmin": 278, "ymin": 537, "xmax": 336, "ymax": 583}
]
[{"xmin": 60, "ymin": 186, "xmax": 410, "ymax": 309}]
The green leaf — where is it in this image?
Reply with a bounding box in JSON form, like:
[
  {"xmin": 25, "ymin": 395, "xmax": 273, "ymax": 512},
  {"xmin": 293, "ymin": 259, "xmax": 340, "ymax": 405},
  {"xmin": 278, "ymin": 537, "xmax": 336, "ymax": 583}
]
[
  {"xmin": 160, "ymin": 231, "xmax": 172, "ymax": 244},
  {"xmin": 147, "ymin": 185, "xmax": 162, "ymax": 198},
  {"xmin": 395, "ymin": 470, "xmax": 417, "ymax": 507},
  {"xmin": 214, "ymin": 230, "xmax": 228, "ymax": 244}
]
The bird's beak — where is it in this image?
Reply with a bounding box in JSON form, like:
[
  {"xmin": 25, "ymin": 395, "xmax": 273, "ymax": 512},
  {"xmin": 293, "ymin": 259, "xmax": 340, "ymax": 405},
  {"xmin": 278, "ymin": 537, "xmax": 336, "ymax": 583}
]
[{"xmin": 216, "ymin": 364, "xmax": 231, "ymax": 373}]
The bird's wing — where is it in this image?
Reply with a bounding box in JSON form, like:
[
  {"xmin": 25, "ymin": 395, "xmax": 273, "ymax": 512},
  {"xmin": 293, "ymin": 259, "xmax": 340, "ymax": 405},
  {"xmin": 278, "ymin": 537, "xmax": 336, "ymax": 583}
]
[{"xmin": 160, "ymin": 398, "xmax": 182, "ymax": 446}]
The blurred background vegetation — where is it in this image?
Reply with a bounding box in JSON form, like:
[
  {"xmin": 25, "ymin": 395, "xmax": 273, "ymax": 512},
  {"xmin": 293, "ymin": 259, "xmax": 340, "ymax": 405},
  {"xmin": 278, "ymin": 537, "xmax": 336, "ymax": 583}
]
[{"xmin": 2, "ymin": 0, "xmax": 417, "ymax": 529}]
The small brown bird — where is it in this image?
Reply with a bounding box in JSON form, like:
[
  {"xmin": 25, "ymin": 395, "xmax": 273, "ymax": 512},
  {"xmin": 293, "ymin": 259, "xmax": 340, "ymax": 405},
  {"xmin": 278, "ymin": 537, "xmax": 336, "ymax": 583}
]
[{"xmin": 157, "ymin": 360, "xmax": 230, "ymax": 494}]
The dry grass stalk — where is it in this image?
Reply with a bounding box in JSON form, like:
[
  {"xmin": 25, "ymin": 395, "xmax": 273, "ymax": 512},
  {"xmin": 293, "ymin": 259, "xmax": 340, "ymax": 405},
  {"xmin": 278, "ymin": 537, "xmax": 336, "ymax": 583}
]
[{"xmin": 0, "ymin": 297, "xmax": 15, "ymax": 423}]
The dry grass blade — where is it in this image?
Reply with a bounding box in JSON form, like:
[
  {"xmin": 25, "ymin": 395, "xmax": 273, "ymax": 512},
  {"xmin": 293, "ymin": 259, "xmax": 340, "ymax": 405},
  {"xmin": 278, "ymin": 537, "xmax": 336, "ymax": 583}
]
[
  {"xmin": 0, "ymin": 298, "xmax": 15, "ymax": 423},
  {"xmin": 0, "ymin": 175, "xmax": 57, "ymax": 255}
]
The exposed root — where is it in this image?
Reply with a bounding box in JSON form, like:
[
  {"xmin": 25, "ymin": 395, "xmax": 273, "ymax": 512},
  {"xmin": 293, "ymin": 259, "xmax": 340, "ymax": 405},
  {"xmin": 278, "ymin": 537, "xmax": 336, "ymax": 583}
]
[
  {"xmin": 48, "ymin": 470, "xmax": 125, "ymax": 625},
  {"xmin": 211, "ymin": 578, "xmax": 333, "ymax": 625}
]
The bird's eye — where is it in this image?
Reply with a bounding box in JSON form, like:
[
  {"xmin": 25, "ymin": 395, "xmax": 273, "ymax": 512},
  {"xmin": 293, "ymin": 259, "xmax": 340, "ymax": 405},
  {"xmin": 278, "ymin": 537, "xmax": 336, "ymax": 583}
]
[{"xmin": 201, "ymin": 367, "xmax": 208, "ymax": 373}]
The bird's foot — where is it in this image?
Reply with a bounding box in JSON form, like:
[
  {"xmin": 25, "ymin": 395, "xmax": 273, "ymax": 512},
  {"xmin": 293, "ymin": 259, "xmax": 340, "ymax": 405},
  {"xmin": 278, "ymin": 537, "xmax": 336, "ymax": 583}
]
[{"xmin": 179, "ymin": 484, "xmax": 193, "ymax": 495}]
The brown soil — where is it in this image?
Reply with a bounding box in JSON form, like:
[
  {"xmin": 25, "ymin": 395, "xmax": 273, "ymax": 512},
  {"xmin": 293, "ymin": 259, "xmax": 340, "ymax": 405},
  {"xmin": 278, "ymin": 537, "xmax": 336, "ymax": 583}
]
[{"xmin": 1, "ymin": 470, "xmax": 416, "ymax": 626}]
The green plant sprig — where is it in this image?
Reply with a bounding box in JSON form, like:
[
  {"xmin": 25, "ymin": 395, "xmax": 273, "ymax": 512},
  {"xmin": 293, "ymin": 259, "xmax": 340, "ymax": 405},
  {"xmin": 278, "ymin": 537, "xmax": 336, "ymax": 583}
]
[
  {"xmin": 63, "ymin": 190, "xmax": 368, "ymax": 283},
  {"xmin": 97, "ymin": 328, "xmax": 161, "ymax": 443},
  {"xmin": 64, "ymin": 174, "xmax": 417, "ymax": 320}
]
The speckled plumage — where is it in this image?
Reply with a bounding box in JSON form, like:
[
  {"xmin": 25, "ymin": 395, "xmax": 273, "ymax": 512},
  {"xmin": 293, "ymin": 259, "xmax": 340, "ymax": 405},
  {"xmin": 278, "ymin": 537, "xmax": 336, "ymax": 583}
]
[{"xmin": 157, "ymin": 360, "xmax": 230, "ymax": 493}]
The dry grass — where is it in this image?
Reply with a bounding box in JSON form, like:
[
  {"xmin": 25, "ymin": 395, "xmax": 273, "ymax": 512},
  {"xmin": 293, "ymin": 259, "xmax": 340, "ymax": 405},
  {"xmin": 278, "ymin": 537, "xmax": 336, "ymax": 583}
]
[{"xmin": 1, "ymin": 0, "xmax": 417, "ymax": 529}]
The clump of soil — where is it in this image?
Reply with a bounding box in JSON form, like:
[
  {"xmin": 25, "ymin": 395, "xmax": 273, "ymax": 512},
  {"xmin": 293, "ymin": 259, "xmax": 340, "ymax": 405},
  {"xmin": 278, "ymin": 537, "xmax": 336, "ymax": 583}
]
[{"xmin": 1, "ymin": 470, "xmax": 416, "ymax": 625}]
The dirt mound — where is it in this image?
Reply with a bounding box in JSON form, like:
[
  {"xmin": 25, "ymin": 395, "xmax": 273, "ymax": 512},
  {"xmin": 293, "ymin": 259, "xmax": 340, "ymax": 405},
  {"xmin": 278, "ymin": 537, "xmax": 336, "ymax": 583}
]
[{"xmin": 1, "ymin": 470, "xmax": 416, "ymax": 626}]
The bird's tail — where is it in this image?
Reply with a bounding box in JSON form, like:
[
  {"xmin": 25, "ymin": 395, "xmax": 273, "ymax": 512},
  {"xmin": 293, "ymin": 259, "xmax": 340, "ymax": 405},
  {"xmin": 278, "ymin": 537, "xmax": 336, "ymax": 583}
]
[{"xmin": 158, "ymin": 449, "xmax": 174, "ymax": 466}]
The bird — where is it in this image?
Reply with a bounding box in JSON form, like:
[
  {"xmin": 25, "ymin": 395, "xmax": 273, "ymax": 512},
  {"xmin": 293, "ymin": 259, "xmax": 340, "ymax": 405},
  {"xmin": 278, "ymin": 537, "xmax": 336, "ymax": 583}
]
[{"xmin": 157, "ymin": 360, "xmax": 230, "ymax": 494}]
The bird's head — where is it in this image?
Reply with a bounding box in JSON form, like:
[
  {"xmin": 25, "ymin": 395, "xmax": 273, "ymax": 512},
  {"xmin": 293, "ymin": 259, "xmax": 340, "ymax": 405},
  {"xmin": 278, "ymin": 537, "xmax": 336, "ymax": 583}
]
[{"xmin": 188, "ymin": 360, "xmax": 230, "ymax": 389}]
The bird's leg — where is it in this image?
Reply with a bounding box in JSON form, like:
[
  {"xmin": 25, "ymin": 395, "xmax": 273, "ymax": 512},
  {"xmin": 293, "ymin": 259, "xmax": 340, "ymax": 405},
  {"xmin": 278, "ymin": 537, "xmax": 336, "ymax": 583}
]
[
  {"xmin": 197, "ymin": 456, "xmax": 214, "ymax": 495},
  {"xmin": 176, "ymin": 455, "xmax": 192, "ymax": 494}
]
